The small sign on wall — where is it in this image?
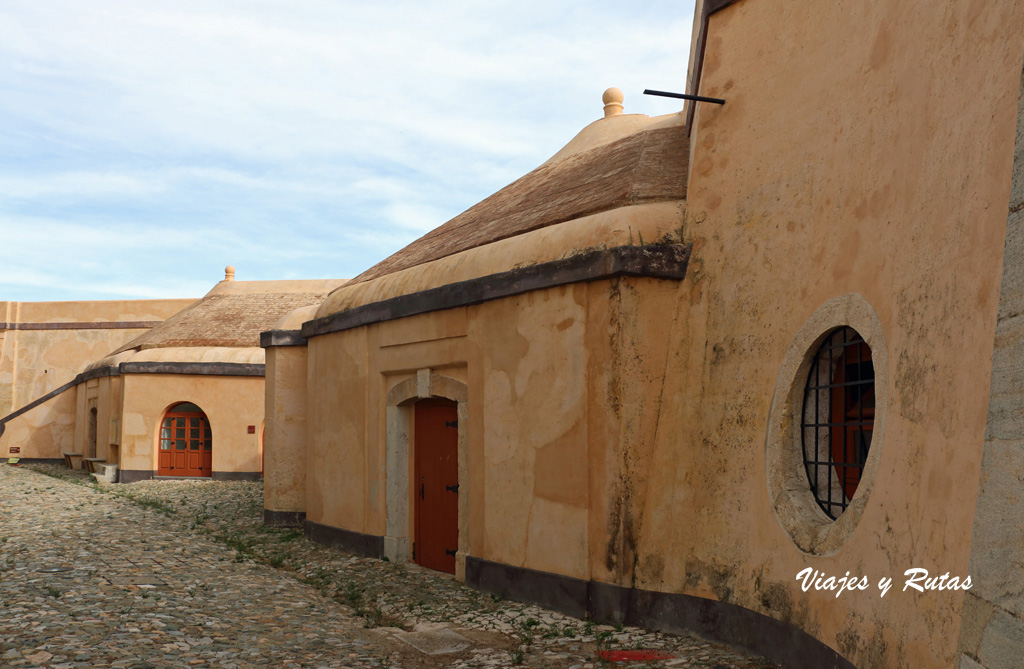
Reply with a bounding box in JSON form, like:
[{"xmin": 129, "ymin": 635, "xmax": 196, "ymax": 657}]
[
  {"xmin": 8, "ymin": 447, "xmax": 20, "ymax": 454},
  {"xmin": 247, "ymin": 425, "xmax": 256, "ymax": 434}
]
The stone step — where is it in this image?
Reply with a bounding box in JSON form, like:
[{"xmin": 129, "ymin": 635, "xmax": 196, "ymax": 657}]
[{"xmin": 89, "ymin": 463, "xmax": 118, "ymax": 484}]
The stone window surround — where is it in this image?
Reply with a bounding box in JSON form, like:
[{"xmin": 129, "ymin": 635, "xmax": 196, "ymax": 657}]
[
  {"xmin": 384, "ymin": 369, "xmax": 470, "ymax": 580},
  {"xmin": 765, "ymin": 294, "xmax": 889, "ymax": 556}
]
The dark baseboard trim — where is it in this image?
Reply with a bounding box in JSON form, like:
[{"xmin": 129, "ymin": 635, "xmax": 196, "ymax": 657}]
[
  {"xmin": 302, "ymin": 243, "xmax": 691, "ymax": 339},
  {"xmin": 304, "ymin": 520, "xmax": 385, "ymax": 558},
  {"xmin": 465, "ymin": 556, "xmax": 590, "ymax": 618},
  {"xmin": 465, "ymin": 557, "xmax": 854, "ymax": 669},
  {"xmin": 125, "ymin": 470, "xmax": 260, "ymax": 482},
  {"xmin": 264, "ymin": 509, "xmax": 306, "ymax": 527},
  {"xmin": 260, "ymin": 330, "xmax": 308, "ymax": 348},
  {"xmin": 211, "ymin": 471, "xmax": 262, "ymax": 481},
  {"xmin": 119, "ymin": 469, "xmax": 154, "ymax": 483},
  {"xmin": 281, "ymin": 522, "xmax": 854, "ymax": 667},
  {"xmin": 10, "ymin": 458, "xmax": 64, "ymax": 465}
]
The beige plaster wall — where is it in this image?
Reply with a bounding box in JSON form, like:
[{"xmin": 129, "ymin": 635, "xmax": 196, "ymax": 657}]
[
  {"xmin": 619, "ymin": 1, "xmax": 1024, "ymax": 667},
  {"xmin": 306, "ymin": 324, "xmax": 369, "ymax": 528},
  {"xmin": 303, "ymin": 268, "xmax": 682, "ymax": 583},
  {"xmin": 265, "ymin": 346, "xmax": 308, "ymax": 513},
  {"xmin": 302, "ymin": 200, "xmax": 684, "ymax": 577},
  {"xmin": 0, "ymin": 299, "xmax": 194, "ymax": 416},
  {"xmin": 119, "ymin": 374, "xmax": 264, "ymax": 475},
  {"xmin": 473, "ymin": 286, "xmax": 590, "ymax": 578},
  {"xmin": 73, "ymin": 375, "xmax": 123, "ymax": 464},
  {"xmin": 0, "ymin": 385, "xmax": 77, "ymax": 459}
]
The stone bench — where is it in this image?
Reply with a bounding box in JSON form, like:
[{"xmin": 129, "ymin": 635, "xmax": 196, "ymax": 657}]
[
  {"xmin": 82, "ymin": 457, "xmax": 105, "ymax": 474},
  {"xmin": 90, "ymin": 463, "xmax": 119, "ymax": 484},
  {"xmin": 62, "ymin": 452, "xmax": 83, "ymax": 469}
]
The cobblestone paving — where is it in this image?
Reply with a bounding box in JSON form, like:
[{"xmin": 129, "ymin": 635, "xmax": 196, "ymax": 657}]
[{"xmin": 1, "ymin": 464, "xmax": 774, "ymax": 668}]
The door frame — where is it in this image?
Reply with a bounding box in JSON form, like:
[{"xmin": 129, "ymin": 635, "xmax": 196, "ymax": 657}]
[
  {"xmin": 385, "ymin": 369, "xmax": 469, "ymax": 580},
  {"xmin": 157, "ymin": 402, "xmax": 213, "ymax": 477}
]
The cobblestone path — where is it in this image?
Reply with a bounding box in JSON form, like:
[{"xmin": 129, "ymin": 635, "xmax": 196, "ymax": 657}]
[
  {"xmin": 0, "ymin": 464, "xmax": 771, "ymax": 668},
  {"xmin": 0, "ymin": 465, "xmax": 392, "ymax": 668}
]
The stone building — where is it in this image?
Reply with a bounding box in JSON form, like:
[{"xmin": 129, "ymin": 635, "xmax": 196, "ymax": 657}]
[
  {"xmin": 77, "ymin": 269, "xmax": 344, "ymax": 482},
  {"xmin": 261, "ymin": 1, "xmax": 1024, "ymax": 667},
  {"xmin": 1, "ymin": 269, "xmax": 343, "ymax": 482},
  {"xmin": 0, "ymin": 297, "xmax": 195, "ymax": 460},
  {"xmin": 2, "ymin": 0, "xmax": 1022, "ymax": 665}
]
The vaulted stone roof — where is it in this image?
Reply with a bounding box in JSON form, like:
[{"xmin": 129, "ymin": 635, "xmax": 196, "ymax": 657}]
[
  {"xmin": 112, "ymin": 279, "xmax": 345, "ymax": 352},
  {"xmin": 350, "ymin": 123, "xmax": 689, "ymax": 284}
]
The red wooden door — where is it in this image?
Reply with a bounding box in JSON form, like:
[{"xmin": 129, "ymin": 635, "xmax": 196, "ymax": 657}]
[
  {"xmin": 414, "ymin": 399, "xmax": 459, "ymax": 574},
  {"xmin": 158, "ymin": 409, "xmax": 212, "ymax": 477}
]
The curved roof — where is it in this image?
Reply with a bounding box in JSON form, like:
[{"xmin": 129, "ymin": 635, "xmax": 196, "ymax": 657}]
[
  {"xmin": 349, "ymin": 112, "xmax": 689, "ymax": 285},
  {"xmin": 111, "ymin": 278, "xmax": 345, "ymax": 353}
]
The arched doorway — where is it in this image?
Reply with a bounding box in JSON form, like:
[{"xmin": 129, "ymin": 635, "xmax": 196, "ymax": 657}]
[
  {"xmin": 158, "ymin": 402, "xmax": 212, "ymax": 477},
  {"xmin": 384, "ymin": 370, "xmax": 469, "ymax": 580},
  {"xmin": 413, "ymin": 398, "xmax": 459, "ymax": 574},
  {"xmin": 87, "ymin": 407, "xmax": 98, "ymax": 459}
]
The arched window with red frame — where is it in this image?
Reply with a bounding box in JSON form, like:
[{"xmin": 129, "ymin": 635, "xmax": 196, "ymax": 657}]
[{"xmin": 158, "ymin": 402, "xmax": 212, "ymax": 477}]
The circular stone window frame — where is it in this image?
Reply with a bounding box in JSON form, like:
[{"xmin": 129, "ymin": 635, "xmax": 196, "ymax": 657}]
[{"xmin": 765, "ymin": 294, "xmax": 888, "ymax": 556}]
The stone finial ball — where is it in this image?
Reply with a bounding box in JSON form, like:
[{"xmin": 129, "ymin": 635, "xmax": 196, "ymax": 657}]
[
  {"xmin": 602, "ymin": 87, "xmax": 624, "ymax": 106},
  {"xmin": 225, "ymin": 265, "xmax": 236, "ymax": 280},
  {"xmin": 602, "ymin": 87, "xmax": 624, "ymax": 117}
]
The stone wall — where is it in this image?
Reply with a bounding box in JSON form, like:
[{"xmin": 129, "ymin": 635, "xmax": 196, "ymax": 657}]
[{"xmin": 958, "ymin": 64, "xmax": 1024, "ymax": 669}]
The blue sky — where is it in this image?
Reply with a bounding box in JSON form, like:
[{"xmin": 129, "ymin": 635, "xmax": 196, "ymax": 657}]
[{"xmin": 1, "ymin": 1, "xmax": 696, "ymax": 301}]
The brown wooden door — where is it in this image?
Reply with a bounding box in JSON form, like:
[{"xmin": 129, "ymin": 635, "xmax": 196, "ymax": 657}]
[
  {"xmin": 414, "ymin": 399, "xmax": 459, "ymax": 574},
  {"xmin": 158, "ymin": 409, "xmax": 212, "ymax": 477}
]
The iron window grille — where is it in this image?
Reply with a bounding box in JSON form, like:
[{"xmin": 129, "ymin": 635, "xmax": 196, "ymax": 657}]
[{"xmin": 801, "ymin": 327, "xmax": 875, "ymax": 520}]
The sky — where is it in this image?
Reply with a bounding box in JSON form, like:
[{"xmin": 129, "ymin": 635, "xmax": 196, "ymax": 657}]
[{"xmin": 0, "ymin": 0, "xmax": 696, "ymax": 302}]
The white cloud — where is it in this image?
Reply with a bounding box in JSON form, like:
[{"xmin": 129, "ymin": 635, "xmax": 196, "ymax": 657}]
[
  {"xmin": 0, "ymin": 172, "xmax": 166, "ymax": 199},
  {"xmin": 0, "ymin": 0, "xmax": 696, "ymax": 300}
]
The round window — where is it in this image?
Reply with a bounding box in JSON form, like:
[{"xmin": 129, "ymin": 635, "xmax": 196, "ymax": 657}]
[
  {"xmin": 801, "ymin": 327, "xmax": 875, "ymax": 520},
  {"xmin": 765, "ymin": 295, "xmax": 887, "ymax": 555}
]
